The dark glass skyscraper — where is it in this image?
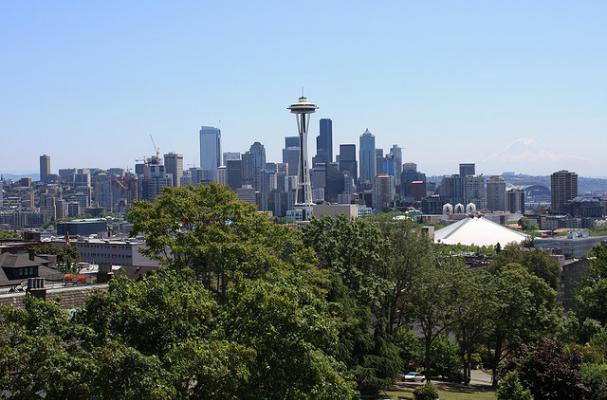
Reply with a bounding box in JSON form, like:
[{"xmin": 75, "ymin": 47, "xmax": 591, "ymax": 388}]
[
  {"xmin": 338, "ymin": 144, "xmax": 357, "ymax": 182},
  {"xmin": 315, "ymin": 118, "xmax": 333, "ymax": 165}
]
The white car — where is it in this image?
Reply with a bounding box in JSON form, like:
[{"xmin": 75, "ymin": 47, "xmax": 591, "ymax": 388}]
[{"xmin": 402, "ymin": 371, "xmax": 426, "ymax": 382}]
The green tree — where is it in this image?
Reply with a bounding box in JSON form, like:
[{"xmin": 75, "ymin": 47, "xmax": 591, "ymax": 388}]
[
  {"xmin": 497, "ymin": 370, "xmax": 533, "ymax": 400},
  {"xmin": 428, "ymin": 335, "xmax": 462, "ymax": 380},
  {"xmin": 577, "ymin": 245, "xmax": 607, "ymax": 326},
  {"xmin": 0, "ymin": 231, "xmax": 20, "ymax": 240},
  {"xmin": 408, "ymin": 258, "xmax": 460, "ymax": 380},
  {"xmin": 518, "ymin": 217, "xmax": 538, "ymax": 233},
  {"xmin": 302, "ymin": 216, "xmax": 399, "ymax": 394},
  {"xmin": 128, "ymin": 184, "xmax": 313, "ymax": 302},
  {"xmin": 490, "ymin": 245, "xmax": 561, "ymax": 290},
  {"xmin": 0, "ymin": 185, "xmax": 358, "ymax": 399},
  {"xmin": 490, "ymin": 263, "xmax": 558, "ymax": 385},
  {"xmin": 451, "ymin": 267, "xmax": 496, "ymax": 383},
  {"xmin": 26, "ymin": 243, "xmax": 80, "ymax": 273}
]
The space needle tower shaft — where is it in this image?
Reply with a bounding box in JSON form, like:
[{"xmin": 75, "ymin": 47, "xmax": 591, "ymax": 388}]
[{"xmin": 288, "ymin": 96, "xmax": 318, "ymax": 207}]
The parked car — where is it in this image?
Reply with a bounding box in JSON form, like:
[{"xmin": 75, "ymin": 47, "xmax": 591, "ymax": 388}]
[{"xmin": 401, "ymin": 371, "xmax": 426, "ymax": 382}]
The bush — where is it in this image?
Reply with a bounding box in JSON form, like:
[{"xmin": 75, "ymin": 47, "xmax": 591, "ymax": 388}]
[
  {"xmin": 497, "ymin": 370, "xmax": 533, "ymax": 400},
  {"xmin": 581, "ymin": 363, "xmax": 607, "ymax": 400},
  {"xmin": 413, "ymin": 382, "xmax": 439, "ymax": 400},
  {"xmin": 503, "ymin": 339, "xmax": 588, "ymax": 399}
]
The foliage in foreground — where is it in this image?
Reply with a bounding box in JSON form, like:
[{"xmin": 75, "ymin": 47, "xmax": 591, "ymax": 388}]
[
  {"xmin": 497, "ymin": 371, "xmax": 533, "ymax": 400},
  {"xmin": 413, "ymin": 382, "xmax": 439, "ymax": 400},
  {"xmin": 2, "ymin": 184, "xmax": 607, "ymax": 399}
]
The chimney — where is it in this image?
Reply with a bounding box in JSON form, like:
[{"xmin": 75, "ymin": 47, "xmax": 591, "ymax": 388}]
[
  {"xmin": 27, "ymin": 277, "xmax": 46, "ymax": 299},
  {"xmin": 97, "ymin": 263, "xmax": 114, "ymax": 284}
]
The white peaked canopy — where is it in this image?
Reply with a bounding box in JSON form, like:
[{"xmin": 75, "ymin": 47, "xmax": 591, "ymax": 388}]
[{"xmin": 434, "ymin": 216, "xmax": 529, "ymax": 247}]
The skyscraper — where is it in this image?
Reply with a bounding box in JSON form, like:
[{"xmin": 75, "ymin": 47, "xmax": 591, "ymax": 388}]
[
  {"xmin": 439, "ymin": 175, "xmax": 464, "ymax": 205},
  {"xmin": 248, "ymin": 142, "xmax": 266, "ymax": 190},
  {"xmin": 459, "ymin": 163, "xmax": 476, "ymax": 178},
  {"xmin": 241, "ymin": 152, "xmax": 256, "ymax": 187},
  {"xmin": 94, "ymin": 173, "xmax": 112, "ymax": 211},
  {"xmin": 359, "ymin": 129, "xmax": 376, "ymax": 185},
  {"xmin": 464, "ymin": 175, "xmax": 486, "ymax": 210},
  {"xmin": 551, "ymin": 170, "xmax": 578, "ymax": 214},
  {"xmin": 223, "ymin": 152, "xmax": 241, "ymax": 162},
  {"xmin": 338, "ymin": 144, "xmax": 357, "ymax": 182},
  {"xmin": 486, "ymin": 175, "xmax": 506, "ymax": 211},
  {"xmin": 142, "ymin": 165, "xmax": 171, "ymax": 201},
  {"xmin": 375, "ymin": 149, "xmax": 385, "ymax": 176},
  {"xmin": 40, "ymin": 154, "xmax": 51, "ymax": 183},
  {"xmin": 199, "ymin": 126, "xmax": 221, "ymax": 181},
  {"xmin": 315, "ymin": 118, "xmax": 333, "ymax": 165},
  {"xmin": 373, "ymin": 175, "xmax": 395, "ymax": 211},
  {"xmin": 389, "ymin": 145, "xmax": 403, "ymax": 180},
  {"xmin": 282, "ymin": 136, "xmax": 300, "ymax": 161},
  {"xmin": 282, "ymin": 136, "xmax": 300, "ymax": 176},
  {"xmin": 226, "ymin": 159, "xmax": 242, "ymax": 190},
  {"xmin": 163, "ymin": 152, "xmax": 183, "ymax": 187},
  {"xmin": 507, "ymin": 188, "xmax": 525, "ymax": 214}
]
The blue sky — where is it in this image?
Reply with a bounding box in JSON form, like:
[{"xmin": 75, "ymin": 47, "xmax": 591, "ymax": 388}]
[{"xmin": 1, "ymin": 1, "xmax": 606, "ymax": 176}]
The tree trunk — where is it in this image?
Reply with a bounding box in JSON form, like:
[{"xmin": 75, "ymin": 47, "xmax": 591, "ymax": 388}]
[
  {"xmin": 424, "ymin": 336, "xmax": 432, "ymax": 380},
  {"xmin": 466, "ymin": 347, "xmax": 473, "ymax": 385},
  {"xmin": 492, "ymin": 338, "xmax": 502, "ymax": 387}
]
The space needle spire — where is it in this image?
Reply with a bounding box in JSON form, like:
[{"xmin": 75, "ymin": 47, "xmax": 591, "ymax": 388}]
[{"xmin": 288, "ymin": 95, "xmax": 318, "ymax": 210}]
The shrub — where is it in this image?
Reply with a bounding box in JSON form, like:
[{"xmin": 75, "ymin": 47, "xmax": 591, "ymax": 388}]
[
  {"xmin": 413, "ymin": 382, "xmax": 439, "ymax": 400},
  {"xmin": 581, "ymin": 363, "xmax": 607, "ymax": 400},
  {"xmin": 497, "ymin": 370, "xmax": 533, "ymax": 400}
]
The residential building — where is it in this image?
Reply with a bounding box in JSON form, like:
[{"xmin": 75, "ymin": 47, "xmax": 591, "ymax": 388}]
[
  {"xmin": 507, "ymin": 188, "xmax": 526, "ymax": 214},
  {"xmin": 486, "ymin": 175, "xmax": 506, "ymax": 211},
  {"xmin": 551, "ymin": 170, "xmax": 578, "ymax": 214}
]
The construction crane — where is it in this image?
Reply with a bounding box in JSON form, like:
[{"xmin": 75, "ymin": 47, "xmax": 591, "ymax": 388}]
[{"xmin": 149, "ymin": 134, "xmax": 160, "ymax": 160}]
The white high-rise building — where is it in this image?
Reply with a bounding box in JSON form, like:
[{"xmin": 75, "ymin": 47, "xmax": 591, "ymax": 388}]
[{"xmin": 199, "ymin": 126, "xmax": 221, "ymax": 182}]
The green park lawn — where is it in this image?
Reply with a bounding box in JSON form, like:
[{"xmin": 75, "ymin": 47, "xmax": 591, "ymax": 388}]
[{"xmin": 383, "ymin": 383, "xmax": 495, "ymax": 400}]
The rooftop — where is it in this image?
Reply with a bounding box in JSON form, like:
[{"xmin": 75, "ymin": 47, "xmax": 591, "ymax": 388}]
[{"xmin": 434, "ymin": 216, "xmax": 529, "ymax": 247}]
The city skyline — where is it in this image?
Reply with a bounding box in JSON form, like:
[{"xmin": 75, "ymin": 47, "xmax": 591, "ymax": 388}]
[{"xmin": 1, "ymin": 1, "xmax": 606, "ymax": 176}]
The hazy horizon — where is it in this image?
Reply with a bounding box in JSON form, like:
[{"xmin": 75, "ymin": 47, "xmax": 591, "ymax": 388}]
[{"xmin": 1, "ymin": 1, "xmax": 605, "ymax": 176}]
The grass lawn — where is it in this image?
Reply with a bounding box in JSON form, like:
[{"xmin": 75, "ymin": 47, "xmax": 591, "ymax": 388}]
[{"xmin": 382, "ymin": 383, "xmax": 495, "ymax": 400}]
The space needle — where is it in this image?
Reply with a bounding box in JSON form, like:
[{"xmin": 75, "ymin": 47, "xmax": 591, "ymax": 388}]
[{"xmin": 288, "ymin": 95, "xmax": 318, "ymax": 218}]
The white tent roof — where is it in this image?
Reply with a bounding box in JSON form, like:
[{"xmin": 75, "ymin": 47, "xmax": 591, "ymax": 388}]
[{"xmin": 434, "ymin": 216, "xmax": 529, "ymax": 247}]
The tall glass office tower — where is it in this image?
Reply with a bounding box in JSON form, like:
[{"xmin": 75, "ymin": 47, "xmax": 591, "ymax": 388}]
[
  {"xmin": 199, "ymin": 126, "xmax": 221, "ymax": 182},
  {"xmin": 359, "ymin": 129, "xmax": 376, "ymax": 185}
]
